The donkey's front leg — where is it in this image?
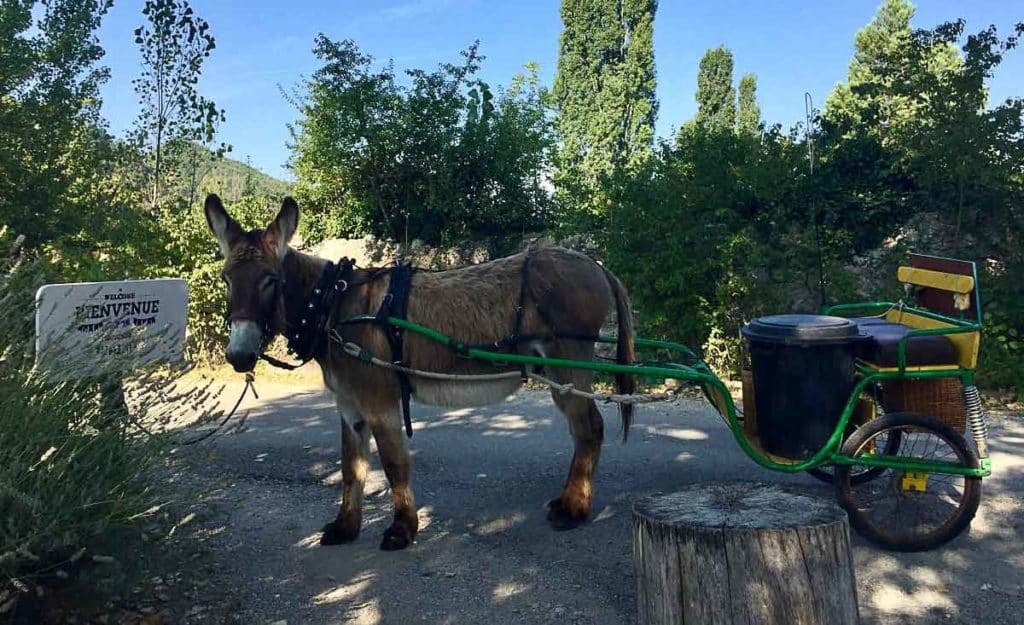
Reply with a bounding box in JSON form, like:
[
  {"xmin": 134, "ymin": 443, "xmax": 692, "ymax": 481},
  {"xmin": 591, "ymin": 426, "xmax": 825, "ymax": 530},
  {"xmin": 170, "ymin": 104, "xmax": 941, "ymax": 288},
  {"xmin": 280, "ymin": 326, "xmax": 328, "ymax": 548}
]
[
  {"xmin": 370, "ymin": 422, "xmax": 418, "ymax": 551},
  {"xmin": 321, "ymin": 404, "xmax": 370, "ymax": 545}
]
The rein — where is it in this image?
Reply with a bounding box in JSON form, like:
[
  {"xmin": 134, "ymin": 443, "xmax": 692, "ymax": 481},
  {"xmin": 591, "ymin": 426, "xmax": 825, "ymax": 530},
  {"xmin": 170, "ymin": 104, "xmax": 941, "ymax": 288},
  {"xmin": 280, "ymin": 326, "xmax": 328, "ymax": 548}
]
[{"xmin": 178, "ymin": 372, "xmax": 259, "ymax": 445}]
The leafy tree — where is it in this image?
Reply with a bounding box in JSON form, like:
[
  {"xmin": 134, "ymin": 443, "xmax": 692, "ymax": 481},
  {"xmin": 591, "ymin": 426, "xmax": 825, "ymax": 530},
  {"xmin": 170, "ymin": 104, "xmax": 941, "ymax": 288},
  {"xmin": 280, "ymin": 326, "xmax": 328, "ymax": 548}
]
[
  {"xmin": 289, "ymin": 36, "xmax": 554, "ymax": 253},
  {"xmin": 552, "ymin": 0, "xmax": 658, "ymax": 231},
  {"xmin": 816, "ymin": 0, "xmax": 922, "ymax": 249},
  {"xmin": 605, "ymin": 122, "xmax": 826, "ymax": 371},
  {"xmin": 131, "ymin": 0, "xmax": 226, "ymax": 209},
  {"xmin": 0, "ymin": 0, "xmax": 167, "ymax": 279},
  {"xmin": 824, "ymin": 0, "xmax": 960, "ymax": 146},
  {"xmin": 897, "ymin": 20, "xmax": 1024, "ymax": 248},
  {"xmin": 737, "ymin": 73, "xmax": 761, "ymax": 136},
  {"xmin": 0, "ymin": 0, "xmax": 110, "ymax": 247},
  {"xmin": 693, "ymin": 46, "xmax": 736, "ymax": 133},
  {"xmin": 898, "ymin": 20, "xmax": 1024, "ymax": 393}
]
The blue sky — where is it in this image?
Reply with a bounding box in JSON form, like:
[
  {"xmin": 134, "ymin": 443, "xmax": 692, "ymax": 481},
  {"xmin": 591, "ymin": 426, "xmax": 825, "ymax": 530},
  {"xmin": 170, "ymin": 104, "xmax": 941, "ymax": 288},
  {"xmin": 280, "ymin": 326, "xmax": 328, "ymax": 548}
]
[{"xmin": 96, "ymin": 1, "xmax": 1023, "ymax": 181}]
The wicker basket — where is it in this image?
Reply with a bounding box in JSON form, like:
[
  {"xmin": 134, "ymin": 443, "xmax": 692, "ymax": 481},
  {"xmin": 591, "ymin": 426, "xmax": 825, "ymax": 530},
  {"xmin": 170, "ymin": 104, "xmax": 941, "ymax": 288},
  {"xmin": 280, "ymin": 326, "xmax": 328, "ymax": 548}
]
[{"xmin": 881, "ymin": 378, "xmax": 967, "ymax": 432}]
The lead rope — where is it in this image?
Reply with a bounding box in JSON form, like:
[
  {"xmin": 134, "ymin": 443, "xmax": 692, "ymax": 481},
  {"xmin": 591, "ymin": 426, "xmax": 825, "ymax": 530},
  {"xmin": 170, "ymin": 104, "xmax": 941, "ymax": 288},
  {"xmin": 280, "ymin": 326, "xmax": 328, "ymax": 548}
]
[{"xmin": 178, "ymin": 372, "xmax": 259, "ymax": 445}]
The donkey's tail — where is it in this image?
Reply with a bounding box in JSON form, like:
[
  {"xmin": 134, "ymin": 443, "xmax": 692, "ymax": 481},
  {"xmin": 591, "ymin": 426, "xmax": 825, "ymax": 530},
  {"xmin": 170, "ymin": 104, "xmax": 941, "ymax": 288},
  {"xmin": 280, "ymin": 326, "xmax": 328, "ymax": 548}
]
[{"xmin": 601, "ymin": 265, "xmax": 636, "ymax": 442}]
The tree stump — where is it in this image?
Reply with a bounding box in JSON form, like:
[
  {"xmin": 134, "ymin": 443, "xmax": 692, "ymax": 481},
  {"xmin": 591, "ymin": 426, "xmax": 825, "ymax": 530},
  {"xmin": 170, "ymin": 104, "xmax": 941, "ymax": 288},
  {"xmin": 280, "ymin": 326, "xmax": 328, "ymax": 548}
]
[{"xmin": 633, "ymin": 482, "xmax": 860, "ymax": 625}]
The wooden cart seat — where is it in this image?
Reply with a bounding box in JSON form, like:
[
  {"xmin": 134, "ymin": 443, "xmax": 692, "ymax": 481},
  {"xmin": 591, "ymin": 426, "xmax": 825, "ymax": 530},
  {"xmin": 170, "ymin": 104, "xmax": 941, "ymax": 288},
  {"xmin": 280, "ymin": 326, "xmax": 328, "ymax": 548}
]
[{"xmin": 852, "ymin": 317, "xmax": 959, "ymax": 368}]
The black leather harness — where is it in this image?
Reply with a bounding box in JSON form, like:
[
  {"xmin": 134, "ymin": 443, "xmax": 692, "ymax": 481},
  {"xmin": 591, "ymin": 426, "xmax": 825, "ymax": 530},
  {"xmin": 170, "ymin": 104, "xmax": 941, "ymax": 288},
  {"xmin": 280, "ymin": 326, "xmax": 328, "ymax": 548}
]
[
  {"xmin": 255, "ymin": 258, "xmax": 354, "ymax": 371},
  {"xmin": 253, "ymin": 258, "xmax": 418, "ymax": 437}
]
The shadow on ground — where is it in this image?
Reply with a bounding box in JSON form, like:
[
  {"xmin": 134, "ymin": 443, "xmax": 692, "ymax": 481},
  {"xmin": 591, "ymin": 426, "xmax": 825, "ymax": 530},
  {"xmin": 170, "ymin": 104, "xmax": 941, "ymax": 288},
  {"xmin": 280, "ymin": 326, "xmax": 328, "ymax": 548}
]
[{"xmin": 166, "ymin": 383, "xmax": 1024, "ymax": 625}]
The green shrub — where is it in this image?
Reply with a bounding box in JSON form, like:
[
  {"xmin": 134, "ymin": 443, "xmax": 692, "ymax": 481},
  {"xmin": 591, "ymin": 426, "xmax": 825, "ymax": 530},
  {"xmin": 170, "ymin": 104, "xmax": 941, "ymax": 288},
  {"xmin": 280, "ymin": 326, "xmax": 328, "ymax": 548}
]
[
  {"xmin": 978, "ymin": 267, "xmax": 1024, "ymax": 399},
  {"xmin": 0, "ymin": 238, "xmax": 223, "ymax": 610}
]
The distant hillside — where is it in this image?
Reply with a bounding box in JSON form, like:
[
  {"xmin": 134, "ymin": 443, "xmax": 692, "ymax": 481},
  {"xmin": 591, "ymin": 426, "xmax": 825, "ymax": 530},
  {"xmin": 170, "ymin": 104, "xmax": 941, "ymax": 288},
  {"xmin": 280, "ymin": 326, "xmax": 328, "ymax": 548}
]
[{"xmin": 196, "ymin": 154, "xmax": 292, "ymax": 203}]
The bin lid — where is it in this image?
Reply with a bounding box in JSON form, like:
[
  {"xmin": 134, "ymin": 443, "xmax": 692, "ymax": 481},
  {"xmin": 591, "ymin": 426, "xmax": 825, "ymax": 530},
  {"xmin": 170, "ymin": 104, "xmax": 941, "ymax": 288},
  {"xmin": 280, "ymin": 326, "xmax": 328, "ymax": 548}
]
[{"xmin": 741, "ymin": 314, "xmax": 863, "ymax": 345}]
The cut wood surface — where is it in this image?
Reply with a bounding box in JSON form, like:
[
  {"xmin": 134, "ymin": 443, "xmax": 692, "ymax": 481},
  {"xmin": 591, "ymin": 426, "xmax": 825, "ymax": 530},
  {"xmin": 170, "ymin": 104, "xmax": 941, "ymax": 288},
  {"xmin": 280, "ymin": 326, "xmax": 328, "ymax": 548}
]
[{"xmin": 633, "ymin": 482, "xmax": 860, "ymax": 625}]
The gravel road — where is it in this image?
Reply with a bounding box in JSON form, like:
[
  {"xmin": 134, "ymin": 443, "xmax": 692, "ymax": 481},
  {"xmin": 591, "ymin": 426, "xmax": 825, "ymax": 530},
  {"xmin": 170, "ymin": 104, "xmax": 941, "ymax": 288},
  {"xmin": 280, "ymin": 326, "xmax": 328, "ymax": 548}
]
[{"xmin": 169, "ymin": 379, "xmax": 1024, "ymax": 625}]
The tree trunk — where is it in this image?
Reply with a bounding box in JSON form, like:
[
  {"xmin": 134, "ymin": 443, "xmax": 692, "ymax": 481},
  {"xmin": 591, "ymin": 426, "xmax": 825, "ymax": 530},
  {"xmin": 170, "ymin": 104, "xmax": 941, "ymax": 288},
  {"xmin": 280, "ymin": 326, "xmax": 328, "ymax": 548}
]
[{"xmin": 633, "ymin": 482, "xmax": 860, "ymax": 625}]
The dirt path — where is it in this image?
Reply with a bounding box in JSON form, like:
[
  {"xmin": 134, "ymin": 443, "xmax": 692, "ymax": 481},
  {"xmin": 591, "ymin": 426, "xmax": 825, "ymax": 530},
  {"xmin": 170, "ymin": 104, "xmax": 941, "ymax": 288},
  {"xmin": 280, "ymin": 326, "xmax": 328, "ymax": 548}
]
[{"xmin": 164, "ymin": 379, "xmax": 1024, "ymax": 625}]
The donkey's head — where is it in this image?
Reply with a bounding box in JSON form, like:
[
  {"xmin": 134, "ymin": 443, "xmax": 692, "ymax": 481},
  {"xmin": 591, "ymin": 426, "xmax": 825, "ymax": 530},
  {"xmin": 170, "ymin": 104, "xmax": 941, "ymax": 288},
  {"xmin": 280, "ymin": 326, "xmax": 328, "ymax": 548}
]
[{"xmin": 204, "ymin": 193, "xmax": 298, "ymax": 372}]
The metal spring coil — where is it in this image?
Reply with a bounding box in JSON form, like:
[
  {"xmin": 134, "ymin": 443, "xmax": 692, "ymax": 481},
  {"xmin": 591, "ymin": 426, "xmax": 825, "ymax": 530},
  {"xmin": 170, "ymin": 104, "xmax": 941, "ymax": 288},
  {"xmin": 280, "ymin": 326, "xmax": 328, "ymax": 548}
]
[{"xmin": 963, "ymin": 385, "xmax": 988, "ymax": 456}]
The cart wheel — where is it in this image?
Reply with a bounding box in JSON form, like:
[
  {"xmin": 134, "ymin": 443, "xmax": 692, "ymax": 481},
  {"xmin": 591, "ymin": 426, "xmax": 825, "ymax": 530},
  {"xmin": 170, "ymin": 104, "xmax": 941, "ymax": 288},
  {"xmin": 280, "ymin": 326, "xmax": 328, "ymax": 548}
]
[
  {"xmin": 835, "ymin": 413, "xmax": 981, "ymax": 552},
  {"xmin": 806, "ymin": 424, "xmax": 902, "ymax": 486}
]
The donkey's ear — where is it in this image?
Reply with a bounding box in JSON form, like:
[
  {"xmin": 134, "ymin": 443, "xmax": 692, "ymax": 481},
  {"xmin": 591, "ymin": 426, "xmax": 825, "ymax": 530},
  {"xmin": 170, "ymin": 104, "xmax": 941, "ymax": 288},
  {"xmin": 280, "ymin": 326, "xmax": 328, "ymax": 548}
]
[
  {"xmin": 204, "ymin": 194, "xmax": 242, "ymax": 257},
  {"xmin": 265, "ymin": 197, "xmax": 299, "ymax": 258}
]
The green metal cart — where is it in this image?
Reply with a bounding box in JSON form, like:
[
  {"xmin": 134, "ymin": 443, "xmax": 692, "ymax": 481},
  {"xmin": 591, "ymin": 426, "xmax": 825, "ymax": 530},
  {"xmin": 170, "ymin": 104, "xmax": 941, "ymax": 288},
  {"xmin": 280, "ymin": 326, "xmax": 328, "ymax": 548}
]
[{"xmin": 382, "ymin": 253, "xmax": 992, "ymax": 552}]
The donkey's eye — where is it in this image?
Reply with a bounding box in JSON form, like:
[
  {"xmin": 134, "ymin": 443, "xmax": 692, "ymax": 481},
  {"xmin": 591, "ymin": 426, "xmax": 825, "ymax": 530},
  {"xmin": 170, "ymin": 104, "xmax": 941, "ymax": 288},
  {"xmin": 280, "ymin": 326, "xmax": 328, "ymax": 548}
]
[{"xmin": 260, "ymin": 276, "xmax": 278, "ymax": 291}]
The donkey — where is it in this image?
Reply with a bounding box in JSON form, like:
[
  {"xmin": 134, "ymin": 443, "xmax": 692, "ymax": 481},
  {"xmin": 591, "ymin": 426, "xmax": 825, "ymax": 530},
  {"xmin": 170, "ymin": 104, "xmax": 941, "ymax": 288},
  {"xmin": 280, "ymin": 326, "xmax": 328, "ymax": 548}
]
[{"xmin": 204, "ymin": 193, "xmax": 636, "ymax": 550}]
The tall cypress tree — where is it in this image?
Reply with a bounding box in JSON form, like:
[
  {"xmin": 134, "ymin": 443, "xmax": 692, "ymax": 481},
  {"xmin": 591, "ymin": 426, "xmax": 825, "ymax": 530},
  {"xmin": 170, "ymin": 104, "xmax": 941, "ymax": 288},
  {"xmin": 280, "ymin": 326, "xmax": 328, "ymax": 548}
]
[
  {"xmin": 553, "ymin": 0, "xmax": 658, "ymax": 227},
  {"xmin": 694, "ymin": 46, "xmax": 735, "ymax": 132},
  {"xmin": 737, "ymin": 73, "xmax": 760, "ymax": 136}
]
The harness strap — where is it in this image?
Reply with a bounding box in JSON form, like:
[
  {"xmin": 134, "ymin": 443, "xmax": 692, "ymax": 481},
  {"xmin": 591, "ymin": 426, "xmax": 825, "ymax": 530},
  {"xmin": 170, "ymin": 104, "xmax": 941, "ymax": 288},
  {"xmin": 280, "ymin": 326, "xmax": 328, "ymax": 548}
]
[
  {"xmin": 509, "ymin": 242, "xmax": 536, "ymax": 380},
  {"xmin": 287, "ymin": 259, "xmax": 353, "ymax": 361},
  {"xmin": 376, "ymin": 262, "xmax": 416, "ymax": 438},
  {"xmin": 259, "ymin": 353, "xmax": 305, "ymax": 370}
]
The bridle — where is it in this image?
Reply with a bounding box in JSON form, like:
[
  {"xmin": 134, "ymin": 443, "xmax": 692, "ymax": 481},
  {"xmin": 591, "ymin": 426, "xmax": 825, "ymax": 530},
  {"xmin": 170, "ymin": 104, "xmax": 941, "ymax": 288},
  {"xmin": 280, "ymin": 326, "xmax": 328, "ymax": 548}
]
[{"xmin": 222, "ymin": 258, "xmax": 355, "ymax": 370}]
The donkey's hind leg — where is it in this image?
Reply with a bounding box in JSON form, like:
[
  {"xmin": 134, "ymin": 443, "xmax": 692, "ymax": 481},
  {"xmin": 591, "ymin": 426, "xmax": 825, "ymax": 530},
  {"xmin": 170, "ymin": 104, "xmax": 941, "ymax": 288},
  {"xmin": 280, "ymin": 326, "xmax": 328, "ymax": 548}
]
[
  {"xmin": 547, "ymin": 364, "xmax": 605, "ymax": 530},
  {"xmin": 321, "ymin": 400, "xmax": 369, "ymax": 545}
]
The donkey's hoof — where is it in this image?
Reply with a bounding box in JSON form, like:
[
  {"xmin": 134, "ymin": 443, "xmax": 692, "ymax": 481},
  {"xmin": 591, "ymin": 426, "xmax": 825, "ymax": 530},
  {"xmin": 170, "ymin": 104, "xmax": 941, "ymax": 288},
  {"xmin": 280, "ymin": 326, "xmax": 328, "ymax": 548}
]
[
  {"xmin": 379, "ymin": 525, "xmax": 414, "ymax": 551},
  {"xmin": 546, "ymin": 497, "xmax": 588, "ymax": 531},
  {"xmin": 320, "ymin": 519, "xmax": 359, "ymax": 545}
]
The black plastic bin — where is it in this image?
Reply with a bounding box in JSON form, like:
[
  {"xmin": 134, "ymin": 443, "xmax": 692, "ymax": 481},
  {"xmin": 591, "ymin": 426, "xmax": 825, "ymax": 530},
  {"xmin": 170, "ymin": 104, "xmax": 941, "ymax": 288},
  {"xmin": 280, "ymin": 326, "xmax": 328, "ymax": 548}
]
[{"xmin": 740, "ymin": 314, "xmax": 865, "ymax": 459}]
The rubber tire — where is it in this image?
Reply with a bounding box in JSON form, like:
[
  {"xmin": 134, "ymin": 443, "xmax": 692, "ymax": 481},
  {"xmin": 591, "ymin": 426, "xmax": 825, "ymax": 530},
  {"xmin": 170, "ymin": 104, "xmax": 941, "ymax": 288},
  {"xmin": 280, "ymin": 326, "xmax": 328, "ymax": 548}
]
[
  {"xmin": 806, "ymin": 425, "xmax": 902, "ymax": 486},
  {"xmin": 835, "ymin": 413, "xmax": 981, "ymax": 552}
]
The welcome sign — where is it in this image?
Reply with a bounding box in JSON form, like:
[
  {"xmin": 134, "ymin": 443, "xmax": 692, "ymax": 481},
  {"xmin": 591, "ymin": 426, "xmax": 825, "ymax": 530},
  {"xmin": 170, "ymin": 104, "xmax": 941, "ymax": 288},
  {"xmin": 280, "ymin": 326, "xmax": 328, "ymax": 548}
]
[{"xmin": 35, "ymin": 279, "xmax": 188, "ymax": 380}]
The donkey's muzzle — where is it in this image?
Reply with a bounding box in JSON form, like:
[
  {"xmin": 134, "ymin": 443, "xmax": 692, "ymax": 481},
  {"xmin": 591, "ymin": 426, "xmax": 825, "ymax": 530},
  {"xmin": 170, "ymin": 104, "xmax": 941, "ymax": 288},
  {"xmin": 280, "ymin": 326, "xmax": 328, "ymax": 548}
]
[
  {"xmin": 226, "ymin": 320, "xmax": 264, "ymax": 373},
  {"xmin": 226, "ymin": 350, "xmax": 258, "ymax": 373}
]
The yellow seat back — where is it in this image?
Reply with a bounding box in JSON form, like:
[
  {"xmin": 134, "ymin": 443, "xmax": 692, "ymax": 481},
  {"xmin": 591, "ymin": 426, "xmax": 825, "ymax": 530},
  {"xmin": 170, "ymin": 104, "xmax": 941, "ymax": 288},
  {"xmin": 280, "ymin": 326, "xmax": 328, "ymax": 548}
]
[
  {"xmin": 897, "ymin": 266, "xmax": 975, "ymax": 294},
  {"xmin": 900, "ymin": 253, "xmax": 982, "ymax": 323}
]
